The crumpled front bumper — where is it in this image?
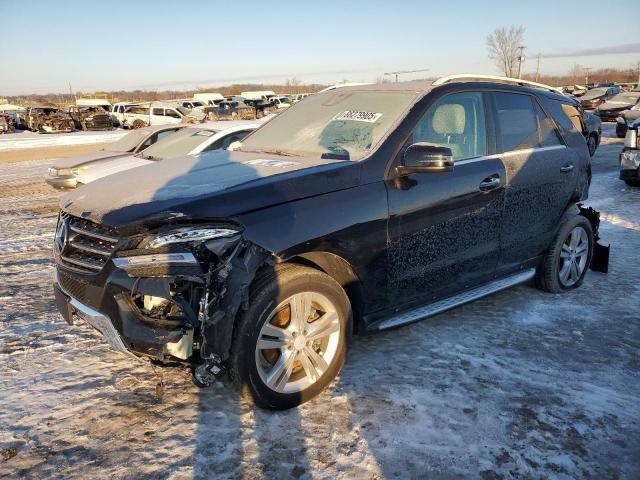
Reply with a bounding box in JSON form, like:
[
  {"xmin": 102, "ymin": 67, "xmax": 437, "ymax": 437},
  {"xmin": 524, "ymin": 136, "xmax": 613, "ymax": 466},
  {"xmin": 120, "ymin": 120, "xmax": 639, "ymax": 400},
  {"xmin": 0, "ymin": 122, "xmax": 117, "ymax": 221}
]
[{"xmin": 53, "ymin": 266, "xmax": 192, "ymax": 360}]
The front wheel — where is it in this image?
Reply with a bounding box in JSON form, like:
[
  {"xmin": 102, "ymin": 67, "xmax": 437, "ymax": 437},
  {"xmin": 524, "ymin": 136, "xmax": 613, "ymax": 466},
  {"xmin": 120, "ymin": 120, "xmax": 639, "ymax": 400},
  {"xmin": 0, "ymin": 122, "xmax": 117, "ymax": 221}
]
[
  {"xmin": 228, "ymin": 264, "xmax": 350, "ymax": 410},
  {"xmin": 536, "ymin": 214, "xmax": 593, "ymax": 293}
]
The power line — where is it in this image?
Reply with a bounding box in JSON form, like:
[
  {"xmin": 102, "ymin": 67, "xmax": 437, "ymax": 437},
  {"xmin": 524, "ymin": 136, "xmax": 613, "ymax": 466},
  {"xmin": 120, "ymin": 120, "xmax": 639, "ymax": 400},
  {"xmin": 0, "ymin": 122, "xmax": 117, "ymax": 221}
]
[{"xmin": 383, "ymin": 68, "xmax": 430, "ymax": 82}]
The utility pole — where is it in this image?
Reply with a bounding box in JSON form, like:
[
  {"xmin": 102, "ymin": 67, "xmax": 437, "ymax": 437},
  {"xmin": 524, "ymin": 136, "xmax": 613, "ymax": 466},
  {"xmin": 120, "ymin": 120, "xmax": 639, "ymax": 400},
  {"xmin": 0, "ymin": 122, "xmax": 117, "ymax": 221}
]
[
  {"xmin": 535, "ymin": 53, "xmax": 541, "ymax": 82},
  {"xmin": 635, "ymin": 61, "xmax": 640, "ymax": 85},
  {"xmin": 383, "ymin": 68, "xmax": 430, "ymax": 83},
  {"xmin": 584, "ymin": 67, "xmax": 592, "ymax": 85},
  {"xmin": 516, "ymin": 46, "xmax": 526, "ymax": 79},
  {"xmin": 68, "ymin": 82, "xmax": 74, "ymax": 103}
]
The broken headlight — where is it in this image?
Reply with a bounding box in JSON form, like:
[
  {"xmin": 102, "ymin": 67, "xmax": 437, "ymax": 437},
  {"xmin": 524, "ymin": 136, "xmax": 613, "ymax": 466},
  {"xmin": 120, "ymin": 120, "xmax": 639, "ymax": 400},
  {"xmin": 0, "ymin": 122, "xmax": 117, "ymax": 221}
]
[{"xmin": 142, "ymin": 226, "xmax": 240, "ymax": 249}]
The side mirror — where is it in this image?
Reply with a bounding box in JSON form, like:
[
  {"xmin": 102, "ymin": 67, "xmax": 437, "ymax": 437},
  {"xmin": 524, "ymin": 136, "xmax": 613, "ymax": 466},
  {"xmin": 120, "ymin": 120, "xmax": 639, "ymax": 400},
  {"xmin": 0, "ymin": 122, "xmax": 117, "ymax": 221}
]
[{"xmin": 396, "ymin": 143, "xmax": 454, "ymax": 176}]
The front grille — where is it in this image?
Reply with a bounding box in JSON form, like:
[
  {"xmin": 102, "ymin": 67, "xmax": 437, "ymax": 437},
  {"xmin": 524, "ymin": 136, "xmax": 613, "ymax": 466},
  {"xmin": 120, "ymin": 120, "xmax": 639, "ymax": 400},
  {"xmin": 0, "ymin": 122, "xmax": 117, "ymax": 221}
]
[
  {"xmin": 57, "ymin": 269, "xmax": 104, "ymax": 308},
  {"xmin": 57, "ymin": 212, "xmax": 120, "ymax": 273}
]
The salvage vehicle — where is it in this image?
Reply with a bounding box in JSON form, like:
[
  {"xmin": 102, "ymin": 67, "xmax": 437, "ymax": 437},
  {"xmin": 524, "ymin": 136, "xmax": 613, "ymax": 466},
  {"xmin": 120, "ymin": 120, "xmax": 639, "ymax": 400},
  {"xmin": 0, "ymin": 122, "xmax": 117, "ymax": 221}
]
[
  {"xmin": 176, "ymin": 99, "xmax": 206, "ymax": 111},
  {"xmin": 193, "ymin": 93, "xmax": 225, "ymax": 106},
  {"xmin": 579, "ymin": 86, "xmax": 621, "ymax": 110},
  {"xmin": 270, "ymin": 96, "xmax": 291, "ymax": 109},
  {"xmin": 110, "ymin": 102, "xmax": 138, "ymax": 126},
  {"xmin": 68, "ymin": 106, "xmax": 114, "ymax": 131},
  {"xmin": 204, "ymin": 100, "xmax": 256, "ymax": 120},
  {"xmin": 46, "ymin": 124, "xmax": 186, "ymax": 189},
  {"xmin": 0, "ymin": 113, "xmax": 15, "ymax": 133},
  {"xmin": 63, "ymin": 121, "xmax": 262, "ymax": 187},
  {"xmin": 620, "ymin": 117, "xmax": 640, "ymax": 186},
  {"xmin": 615, "ymin": 104, "xmax": 640, "ymax": 138},
  {"xmin": 52, "ymin": 76, "xmax": 608, "ymax": 410},
  {"xmin": 594, "ymin": 91, "xmax": 640, "ymax": 122},
  {"xmin": 25, "ymin": 106, "xmax": 74, "ymax": 133},
  {"xmin": 581, "ymin": 111, "xmax": 602, "ymax": 156},
  {"xmin": 122, "ymin": 102, "xmax": 206, "ymax": 129}
]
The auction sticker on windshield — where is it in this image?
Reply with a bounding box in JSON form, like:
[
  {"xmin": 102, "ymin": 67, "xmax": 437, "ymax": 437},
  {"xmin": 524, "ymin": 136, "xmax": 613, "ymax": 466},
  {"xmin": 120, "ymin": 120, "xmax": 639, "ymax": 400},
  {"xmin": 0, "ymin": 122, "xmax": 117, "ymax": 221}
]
[{"xmin": 333, "ymin": 111, "xmax": 382, "ymax": 123}]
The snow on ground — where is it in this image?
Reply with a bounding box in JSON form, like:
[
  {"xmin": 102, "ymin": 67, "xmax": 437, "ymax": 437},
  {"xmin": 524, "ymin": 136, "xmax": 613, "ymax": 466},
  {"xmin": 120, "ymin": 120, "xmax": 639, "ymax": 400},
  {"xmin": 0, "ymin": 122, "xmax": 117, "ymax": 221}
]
[
  {"xmin": 0, "ymin": 129, "xmax": 639, "ymax": 479},
  {"xmin": 0, "ymin": 129, "xmax": 126, "ymax": 152}
]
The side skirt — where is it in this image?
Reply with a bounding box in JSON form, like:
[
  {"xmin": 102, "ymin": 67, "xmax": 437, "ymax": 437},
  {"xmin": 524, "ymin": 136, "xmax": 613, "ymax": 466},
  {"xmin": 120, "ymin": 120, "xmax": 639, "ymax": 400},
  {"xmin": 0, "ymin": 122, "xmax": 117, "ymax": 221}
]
[{"xmin": 372, "ymin": 268, "xmax": 536, "ymax": 331}]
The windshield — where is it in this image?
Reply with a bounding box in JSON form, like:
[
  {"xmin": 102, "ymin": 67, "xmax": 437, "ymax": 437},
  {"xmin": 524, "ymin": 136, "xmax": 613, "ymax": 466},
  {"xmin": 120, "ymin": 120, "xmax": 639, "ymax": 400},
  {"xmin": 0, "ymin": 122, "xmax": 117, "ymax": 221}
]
[
  {"xmin": 582, "ymin": 88, "xmax": 608, "ymax": 100},
  {"xmin": 107, "ymin": 129, "xmax": 152, "ymax": 152},
  {"xmin": 238, "ymin": 90, "xmax": 419, "ymax": 160},
  {"xmin": 607, "ymin": 94, "xmax": 640, "ymax": 104},
  {"xmin": 139, "ymin": 127, "xmax": 218, "ymax": 160}
]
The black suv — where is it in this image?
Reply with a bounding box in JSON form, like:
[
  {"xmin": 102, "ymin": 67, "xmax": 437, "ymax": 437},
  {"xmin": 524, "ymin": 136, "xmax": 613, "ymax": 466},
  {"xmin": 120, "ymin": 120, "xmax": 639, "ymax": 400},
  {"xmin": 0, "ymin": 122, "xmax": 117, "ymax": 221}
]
[{"xmin": 53, "ymin": 79, "xmax": 608, "ymax": 409}]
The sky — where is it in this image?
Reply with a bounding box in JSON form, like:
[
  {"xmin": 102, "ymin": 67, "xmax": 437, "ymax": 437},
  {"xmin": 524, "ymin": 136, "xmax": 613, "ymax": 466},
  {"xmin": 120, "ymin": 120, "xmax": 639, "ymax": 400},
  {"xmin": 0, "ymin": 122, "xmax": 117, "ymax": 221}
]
[{"xmin": 0, "ymin": 0, "xmax": 639, "ymax": 96}]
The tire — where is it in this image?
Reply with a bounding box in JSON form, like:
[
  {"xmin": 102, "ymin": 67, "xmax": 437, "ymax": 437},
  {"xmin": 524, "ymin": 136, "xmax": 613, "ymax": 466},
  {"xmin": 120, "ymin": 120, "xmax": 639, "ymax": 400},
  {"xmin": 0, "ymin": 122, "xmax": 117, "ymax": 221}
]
[
  {"xmin": 228, "ymin": 264, "xmax": 351, "ymax": 410},
  {"xmin": 616, "ymin": 125, "xmax": 626, "ymax": 138},
  {"xmin": 536, "ymin": 214, "xmax": 593, "ymax": 293},
  {"xmin": 624, "ymin": 179, "xmax": 640, "ymax": 187},
  {"xmin": 587, "ymin": 134, "xmax": 598, "ymax": 157},
  {"xmin": 132, "ymin": 119, "xmax": 146, "ymax": 129}
]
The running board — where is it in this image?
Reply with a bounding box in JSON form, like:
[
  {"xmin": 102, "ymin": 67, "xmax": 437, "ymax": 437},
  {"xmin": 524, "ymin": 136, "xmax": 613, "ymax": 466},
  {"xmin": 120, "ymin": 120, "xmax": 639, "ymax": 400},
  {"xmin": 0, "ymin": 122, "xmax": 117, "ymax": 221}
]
[{"xmin": 374, "ymin": 269, "xmax": 536, "ymax": 331}]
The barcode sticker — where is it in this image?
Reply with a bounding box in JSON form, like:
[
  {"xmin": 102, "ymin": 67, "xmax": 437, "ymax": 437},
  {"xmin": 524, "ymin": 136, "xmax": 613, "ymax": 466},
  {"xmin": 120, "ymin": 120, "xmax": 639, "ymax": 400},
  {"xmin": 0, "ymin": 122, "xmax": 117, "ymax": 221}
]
[{"xmin": 332, "ymin": 111, "xmax": 382, "ymax": 123}]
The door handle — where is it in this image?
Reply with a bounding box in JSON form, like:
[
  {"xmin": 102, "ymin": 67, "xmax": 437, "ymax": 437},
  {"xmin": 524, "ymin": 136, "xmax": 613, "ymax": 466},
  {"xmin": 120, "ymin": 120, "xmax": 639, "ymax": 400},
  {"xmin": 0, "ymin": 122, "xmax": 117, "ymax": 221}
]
[
  {"xmin": 479, "ymin": 174, "xmax": 501, "ymax": 192},
  {"xmin": 560, "ymin": 164, "xmax": 574, "ymax": 173}
]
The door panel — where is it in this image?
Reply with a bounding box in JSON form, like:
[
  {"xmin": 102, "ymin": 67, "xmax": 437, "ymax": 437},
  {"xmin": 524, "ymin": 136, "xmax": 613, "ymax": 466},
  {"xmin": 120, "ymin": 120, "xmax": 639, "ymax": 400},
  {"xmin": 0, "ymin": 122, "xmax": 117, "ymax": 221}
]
[
  {"xmin": 490, "ymin": 91, "xmax": 577, "ymax": 273},
  {"xmin": 386, "ymin": 158, "xmax": 505, "ymax": 306}
]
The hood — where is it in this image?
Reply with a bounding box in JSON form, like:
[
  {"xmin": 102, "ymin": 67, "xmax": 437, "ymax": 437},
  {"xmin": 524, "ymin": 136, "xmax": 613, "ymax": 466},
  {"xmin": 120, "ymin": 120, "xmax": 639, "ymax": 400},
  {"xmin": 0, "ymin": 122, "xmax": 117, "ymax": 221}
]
[
  {"xmin": 52, "ymin": 149, "xmax": 126, "ymax": 169},
  {"xmin": 597, "ymin": 102, "xmax": 633, "ymax": 112},
  {"xmin": 75, "ymin": 155, "xmax": 151, "ymax": 185},
  {"xmin": 60, "ymin": 149, "xmax": 359, "ymax": 229}
]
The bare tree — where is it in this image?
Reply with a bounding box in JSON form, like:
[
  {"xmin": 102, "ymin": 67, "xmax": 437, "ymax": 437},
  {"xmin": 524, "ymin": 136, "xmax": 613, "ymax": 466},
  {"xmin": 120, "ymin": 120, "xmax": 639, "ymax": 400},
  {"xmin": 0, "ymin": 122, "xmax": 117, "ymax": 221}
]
[{"xmin": 486, "ymin": 26, "xmax": 525, "ymax": 77}]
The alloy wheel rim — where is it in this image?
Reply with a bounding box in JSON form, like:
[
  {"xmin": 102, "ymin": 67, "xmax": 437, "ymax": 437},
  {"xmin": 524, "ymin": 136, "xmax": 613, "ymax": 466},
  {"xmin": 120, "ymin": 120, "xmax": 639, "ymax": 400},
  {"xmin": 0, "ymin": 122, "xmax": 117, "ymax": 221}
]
[
  {"xmin": 558, "ymin": 226, "xmax": 589, "ymax": 287},
  {"xmin": 255, "ymin": 292, "xmax": 341, "ymax": 394}
]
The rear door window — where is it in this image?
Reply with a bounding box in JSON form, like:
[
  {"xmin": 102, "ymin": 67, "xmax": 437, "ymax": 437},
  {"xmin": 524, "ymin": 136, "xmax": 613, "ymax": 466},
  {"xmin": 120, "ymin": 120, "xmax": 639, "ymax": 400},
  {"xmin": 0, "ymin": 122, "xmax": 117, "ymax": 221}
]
[{"xmin": 493, "ymin": 92, "xmax": 560, "ymax": 152}]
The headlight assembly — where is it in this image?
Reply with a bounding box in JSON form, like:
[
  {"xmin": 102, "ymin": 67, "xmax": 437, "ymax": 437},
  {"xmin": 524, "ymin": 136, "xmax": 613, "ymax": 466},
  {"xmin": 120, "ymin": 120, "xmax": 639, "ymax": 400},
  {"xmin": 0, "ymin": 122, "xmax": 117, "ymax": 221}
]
[
  {"xmin": 620, "ymin": 150, "xmax": 640, "ymax": 170},
  {"xmin": 143, "ymin": 226, "xmax": 240, "ymax": 249},
  {"xmin": 48, "ymin": 167, "xmax": 86, "ymax": 177}
]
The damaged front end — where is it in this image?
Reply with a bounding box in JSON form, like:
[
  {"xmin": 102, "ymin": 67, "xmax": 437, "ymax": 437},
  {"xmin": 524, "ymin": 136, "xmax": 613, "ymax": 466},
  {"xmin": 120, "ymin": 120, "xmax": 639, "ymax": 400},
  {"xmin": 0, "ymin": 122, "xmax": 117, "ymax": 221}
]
[
  {"xmin": 74, "ymin": 108, "xmax": 113, "ymax": 131},
  {"xmin": 28, "ymin": 108, "xmax": 75, "ymax": 133},
  {"xmin": 53, "ymin": 214, "xmax": 272, "ymax": 379}
]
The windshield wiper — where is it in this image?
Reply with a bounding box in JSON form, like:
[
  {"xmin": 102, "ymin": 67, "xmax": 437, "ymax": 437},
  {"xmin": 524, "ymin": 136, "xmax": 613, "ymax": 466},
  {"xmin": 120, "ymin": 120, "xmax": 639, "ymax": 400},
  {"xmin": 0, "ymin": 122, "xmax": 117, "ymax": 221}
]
[{"xmin": 241, "ymin": 148, "xmax": 296, "ymax": 157}]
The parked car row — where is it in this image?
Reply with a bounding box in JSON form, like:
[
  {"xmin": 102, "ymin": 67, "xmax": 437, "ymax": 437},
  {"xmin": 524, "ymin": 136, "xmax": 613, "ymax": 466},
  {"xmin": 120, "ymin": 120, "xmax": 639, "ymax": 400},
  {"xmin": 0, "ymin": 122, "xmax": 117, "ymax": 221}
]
[
  {"xmin": 45, "ymin": 118, "xmax": 268, "ymax": 188},
  {"xmin": 50, "ymin": 75, "xmax": 611, "ymax": 410}
]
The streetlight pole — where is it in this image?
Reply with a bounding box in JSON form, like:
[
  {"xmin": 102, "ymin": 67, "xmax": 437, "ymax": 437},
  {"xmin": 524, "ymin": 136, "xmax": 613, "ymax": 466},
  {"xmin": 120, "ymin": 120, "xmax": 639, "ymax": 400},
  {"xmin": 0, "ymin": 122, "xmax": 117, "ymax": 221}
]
[
  {"xmin": 517, "ymin": 46, "xmax": 526, "ymax": 79},
  {"xmin": 584, "ymin": 67, "xmax": 592, "ymax": 85}
]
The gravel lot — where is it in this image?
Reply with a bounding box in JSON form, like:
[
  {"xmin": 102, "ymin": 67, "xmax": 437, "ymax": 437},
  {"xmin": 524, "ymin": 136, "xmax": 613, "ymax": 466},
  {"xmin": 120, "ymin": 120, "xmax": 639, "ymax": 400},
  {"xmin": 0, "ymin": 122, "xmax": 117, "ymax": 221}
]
[{"xmin": 1, "ymin": 126, "xmax": 638, "ymax": 479}]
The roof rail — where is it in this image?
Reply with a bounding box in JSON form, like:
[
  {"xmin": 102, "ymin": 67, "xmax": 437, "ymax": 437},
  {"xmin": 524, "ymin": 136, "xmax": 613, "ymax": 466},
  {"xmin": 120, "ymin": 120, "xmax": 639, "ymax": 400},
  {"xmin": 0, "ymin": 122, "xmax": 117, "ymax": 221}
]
[{"xmin": 433, "ymin": 74, "xmax": 566, "ymax": 96}]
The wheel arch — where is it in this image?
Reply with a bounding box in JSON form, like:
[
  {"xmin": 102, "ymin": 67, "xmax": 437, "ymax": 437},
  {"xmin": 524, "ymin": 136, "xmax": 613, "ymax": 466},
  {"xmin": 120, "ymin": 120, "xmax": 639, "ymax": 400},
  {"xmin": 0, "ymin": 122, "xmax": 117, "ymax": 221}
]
[{"xmin": 283, "ymin": 251, "xmax": 365, "ymax": 334}]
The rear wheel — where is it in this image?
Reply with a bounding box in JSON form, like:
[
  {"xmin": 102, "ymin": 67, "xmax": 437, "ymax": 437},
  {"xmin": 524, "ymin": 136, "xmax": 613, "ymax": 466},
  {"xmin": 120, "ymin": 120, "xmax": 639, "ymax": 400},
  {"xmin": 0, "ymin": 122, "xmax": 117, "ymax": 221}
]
[
  {"xmin": 132, "ymin": 119, "xmax": 146, "ymax": 129},
  {"xmin": 624, "ymin": 179, "xmax": 640, "ymax": 187},
  {"xmin": 587, "ymin": 134, "xmax": 598, "ymax": 156},
  {"xmin": 536, "ymin": 215, "xmax": 593, "ymax": 293},
  {"xmin": 228, "ymin": 264, "xmax": 350, "ymax": 410}
]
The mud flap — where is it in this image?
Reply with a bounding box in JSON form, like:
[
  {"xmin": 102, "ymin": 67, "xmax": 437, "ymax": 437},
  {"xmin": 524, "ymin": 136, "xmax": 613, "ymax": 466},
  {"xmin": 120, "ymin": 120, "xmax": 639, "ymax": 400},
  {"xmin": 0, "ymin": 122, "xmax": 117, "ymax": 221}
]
[
  {"xmin": 590, "ymin": 241, "xmax": 609, "ymax": 274},
  {"xmin": 578, "ymin": 204, "xmax": 609, "ymax": 274}
]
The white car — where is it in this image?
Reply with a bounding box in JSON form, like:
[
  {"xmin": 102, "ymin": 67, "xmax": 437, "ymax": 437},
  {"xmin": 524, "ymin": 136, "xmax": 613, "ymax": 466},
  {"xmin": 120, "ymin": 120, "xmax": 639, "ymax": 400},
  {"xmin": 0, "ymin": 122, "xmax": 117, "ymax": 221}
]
[
  {"xmin": 122, "ymin": 102, "xmax": 206, "ymax": 129},
  {"xmin": 270, "ymin": 96, "xmax": 291, "ymax": 109},
  {"xmin": 74, "ymin": 120, "xmax": 265, "ymax": 186}
]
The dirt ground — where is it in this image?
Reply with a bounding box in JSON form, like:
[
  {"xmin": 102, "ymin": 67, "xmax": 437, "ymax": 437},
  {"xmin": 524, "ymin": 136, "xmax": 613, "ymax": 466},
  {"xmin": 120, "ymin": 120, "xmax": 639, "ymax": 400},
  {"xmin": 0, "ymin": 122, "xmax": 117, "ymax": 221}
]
[
  {"xmin": 0, "ymin": 127, "xmax": 639, "ymax": 479},
  {"xmin": 0, "ymin": 144, "xmax": 107, "ymax": 164}
]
